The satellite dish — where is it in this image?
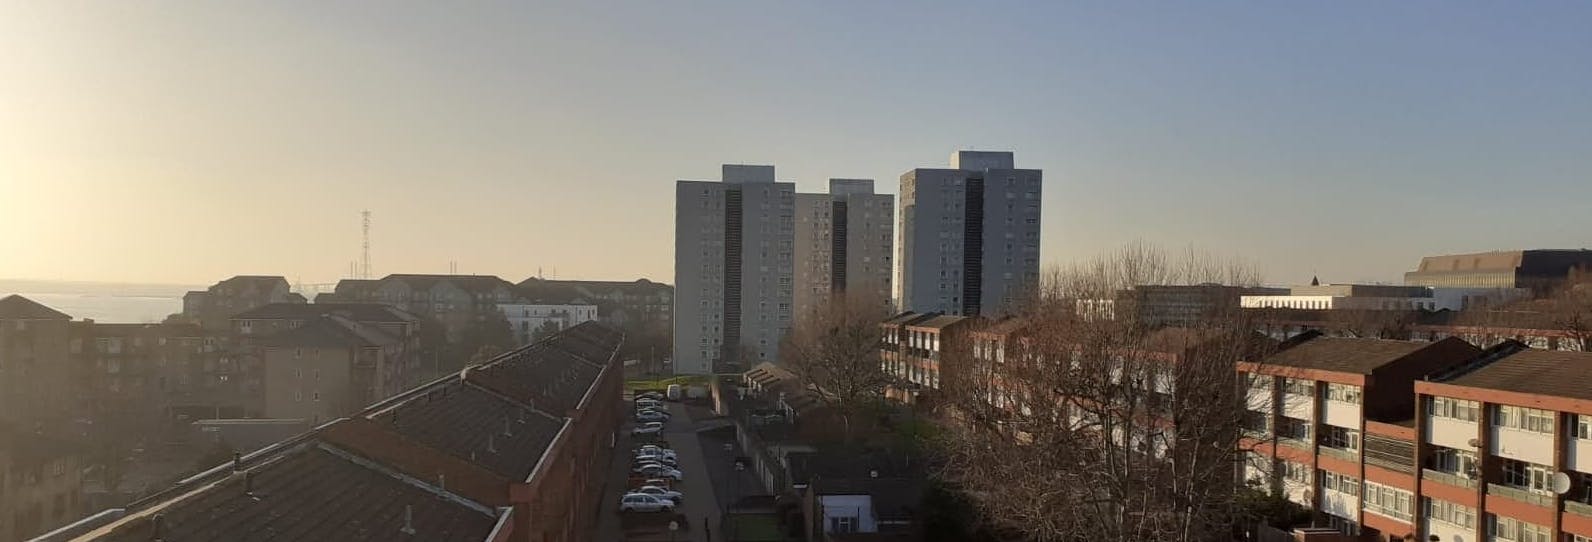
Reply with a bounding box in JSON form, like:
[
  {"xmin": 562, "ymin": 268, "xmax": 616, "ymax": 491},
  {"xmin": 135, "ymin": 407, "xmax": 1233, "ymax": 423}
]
[
  {"xmin": 1466, "ymin": 438, "xmax": 1481, "ymax": 448},
  {"xmin": 1553, "ymin": 472, "xmax": 1573, "ymax": 495}
]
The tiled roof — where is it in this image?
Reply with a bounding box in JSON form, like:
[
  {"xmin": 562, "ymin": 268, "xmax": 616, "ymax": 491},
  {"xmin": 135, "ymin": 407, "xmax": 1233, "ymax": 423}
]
[
  {"xmin": 881, "ymin": 312, "xmax": 930, "ymax": 326},
  {"xmin": 468, "ymin": 344, "xmax": 603, "ymax": 414},
  {"xmin": 85, "ymin": 443, "xmax": 500, "ymax": 542},
  {"xmin": 1443, "ymin": 349, "xmax": 1592, "ymax": 401},
  {"xmin": 516, "ymin": 278, "xmax": 673, "ymax": 297},
  {"xmin": 233, "ymin": 302, "xmax": 418, "ymax": 323},
  {"xmin": 371, "ymin": 383, "xmax": 564, "ymax": 481},
  {"xmin": 255, "ymin": 317, "xmax": 397, "ymax": 348},
  {"xmin": 0, "ymin": 295, "xmax": 71, "ymax": 319},
  {"xmin": 1263, "ymin": 337, "xmax": 1445, "ymax": 374}
]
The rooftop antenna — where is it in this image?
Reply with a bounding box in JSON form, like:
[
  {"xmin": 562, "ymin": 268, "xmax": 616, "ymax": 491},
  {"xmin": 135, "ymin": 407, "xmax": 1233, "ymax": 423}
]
[
  {"xmin": 399, "ymin": 505, "xmax": 416, "ymax": 535},
  {"xmin": 361, "ymin": 210, "xmax": 372, "ymax": 279}
]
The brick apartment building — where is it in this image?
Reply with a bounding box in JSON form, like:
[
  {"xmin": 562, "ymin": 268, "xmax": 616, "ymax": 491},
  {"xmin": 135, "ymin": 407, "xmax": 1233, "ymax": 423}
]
[
  {"xmin": 47, "ymin": 321, "xmax": 624, "ymax": 542},
  {"xmin": 878, "ymin": 312, "xmax": 970, "ymax": 404}
]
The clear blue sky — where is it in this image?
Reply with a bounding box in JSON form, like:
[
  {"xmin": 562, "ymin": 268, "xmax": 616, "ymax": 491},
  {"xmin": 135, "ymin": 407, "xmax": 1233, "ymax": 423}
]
[{"xmin": 3, "ymin": 1, "xmax": 1589, "ymax": 285}]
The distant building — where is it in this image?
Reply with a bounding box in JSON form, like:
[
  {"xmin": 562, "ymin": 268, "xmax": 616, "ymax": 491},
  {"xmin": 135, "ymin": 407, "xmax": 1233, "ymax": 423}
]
[
  {"xmin": 0, "ymin": 425, "xmax": 82, "ymax": 542},
  {"xmin": 877, "ymin": 312, "xmax": 970, "ymax": 404},
  {"xmin": 674, "ymin": 165, "xmax": 795, "ymax": 374},
  {"xmin": 497, "ymin": 300, "xmax": 598, "ymax": 345},
  {"xmin": 1078, "ymin": 284, "xmax": 1289, "ymax": 327},
  {"xmin": 897, "ymin": 151, "xmax": 1042, "ymax": 317},
  {"xmin": 794, "ymin": 179, "xmax": 895, "ymax": 317},
  {"xmin": 1405, "ymin": 249, "xmax": 1592, "ymax": 293},
  {"xmin": 0, "ymin": 295, "xmax": 75, "ymax": 429},
  {"xmin": 327, "ymin": 274, "xmax": 517, "ymax": 341},
  {"xmin": 1242, "ymin": 283, "xmax": 1528, "ymax": 312},
  {"xmin": 515, "ymin": 277, "xmax": 672, "ymax": 328},
  {"xmin": 181, "ymin": 276, "xmax": 298, "ymax": 330},
  {"xmin": 68, "ymin": 322, "xmax": 206, "ymax": 435},
  {"xmin": 256, "ymin": 315, "xmax": 406, "ymax": 423}
]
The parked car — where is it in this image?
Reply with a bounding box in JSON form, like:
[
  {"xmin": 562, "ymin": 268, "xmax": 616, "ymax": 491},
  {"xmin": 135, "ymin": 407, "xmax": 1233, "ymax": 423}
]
[
  {"xmin": 634, "ymin": 463, "xmax": 684, "ymax": 481},
  {"xmin": 634, "ymin": 454, "xmax": 678, "ymax": 467},
  {"xmin": 635, "ymin": 398, "xmax": 664, "ymax": 409},
  {"xmin": 633, "ymin": 446, "xmax": 676, "ymax": 460},
  {"xmin": 632, "ymin": 485, "xmax": 684, "ymax": 504},
  {"xmin": 638, "ymin": 477, "xmax": 674, "ymax": 489},
  {"xmin": 619, "ymin": 493, "xmax": 675, "ymax": 513},
  {"xmin": 635, "ymin": 391, "xmax": 664, "ymax": 401},
  {"xmin": 635, "ymin": 411, "xmax": 670, "ymax": 423},
  {"xmin": 631, "ymin": 421, "xmax": 664, "ymax": 435}
]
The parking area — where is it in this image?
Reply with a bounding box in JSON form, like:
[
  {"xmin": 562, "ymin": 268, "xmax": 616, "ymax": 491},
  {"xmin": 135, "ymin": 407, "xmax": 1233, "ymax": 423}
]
[{"xmin": 591, "ymin": 395, "xmax": 727, "ymax": 542}]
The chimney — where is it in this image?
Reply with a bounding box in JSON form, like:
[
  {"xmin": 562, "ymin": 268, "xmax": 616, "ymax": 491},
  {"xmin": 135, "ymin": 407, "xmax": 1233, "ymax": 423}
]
[
  {"xmin": 244, "ymin": 471, "xmax": 258, "ymax": 499},
  {"xmin": 150, "ymin": 513, "xmax": 165, "ymax": 541},
  {"xmin": 399, "ymin": 505, "xmax": 416, "ymax": 535},
  {"xmin": 486, "ymin": 434, "xmax": 497, "ymax": 454},
  {"xmin": 232, "ymin": 452, "xmax": 242, "ymax": 472},
  {"xmin": 503, "ymin": 417, "xmax": 513, "ymax": 436},
  {"xmin": 437, "ymin": 474, "xmax": 446, "ymax": 493}
]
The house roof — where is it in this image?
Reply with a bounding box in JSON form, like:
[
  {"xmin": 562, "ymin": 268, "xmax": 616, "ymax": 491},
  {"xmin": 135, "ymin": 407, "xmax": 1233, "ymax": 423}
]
[
  {"xmin": 371, "ymin": 382, "xmax": 565, "ymax": 481},
  {"xmin": 467, "ymin": 344, "xmax": 604, "ymax": 414},
  {"xmin": 255, "ymin": 317, "xmax": 397, "ymax": 348},
  {"xmin": 381, "ymin": 274, "xmax": 514, "ymax": 294},
  {"xmin": 880, "ymin": 312, "xmax": 928, "ymax": 326},
  {"xmin": 1261, "ymin": 337, "xmax": 1443, "ymax": 375},
  {"xmin": 214, "ymin": 275, "xmax": 288, "ymax": 290},
  {"xmin": 0, "ymin": 295, "xmax": 71, "ymax": 320},
  {"xmin": 232, "ymin": 302, "xmax": 418, "ymax": 323},
  {"xmin": 906, "ymin": 315, "xmax": 968, "ymax": 331},
  {"xmin": 80, "ymin": 322, "xmax": 204, "ymax": 338},
  {"xmin": 83, "ymin": 443, "xmax": 501, "ymax": 542},
  {"xmin": 1443, "ymin": 349, "xmax": 1592, "ymax": 401},
  {"xmin": 516, "ymin": 278, "xmax": 673, "ymax": 297}
]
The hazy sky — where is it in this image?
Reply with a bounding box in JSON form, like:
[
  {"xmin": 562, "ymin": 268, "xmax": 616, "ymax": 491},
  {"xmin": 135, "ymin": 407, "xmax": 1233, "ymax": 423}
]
[{"xmin": 3, "ymin": 2, "xmax": 1590, "ymax": 287}]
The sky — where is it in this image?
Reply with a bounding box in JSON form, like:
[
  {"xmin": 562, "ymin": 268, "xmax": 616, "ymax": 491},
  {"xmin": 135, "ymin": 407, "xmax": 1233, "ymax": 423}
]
[{"xmin": 2, "ymin": 1, "xmax": 1590, "ymax": 287}]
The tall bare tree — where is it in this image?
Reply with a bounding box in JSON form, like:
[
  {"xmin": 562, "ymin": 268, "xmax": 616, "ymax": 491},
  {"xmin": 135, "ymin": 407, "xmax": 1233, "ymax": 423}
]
[
  {"xmin": 935, "ymin": 244, "xmax": 1279, "ymax": 542},
  {"xmin": 781, "ymin": 292, "xmax": 893, "ymax": 440}
]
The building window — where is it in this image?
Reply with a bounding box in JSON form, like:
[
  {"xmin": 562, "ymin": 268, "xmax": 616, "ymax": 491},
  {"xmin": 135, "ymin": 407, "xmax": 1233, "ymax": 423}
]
[
  {"xmin": 1500, "ymin": 458, "xmax": 1553, "ymax": 493},
  {"xmin": 1578, "ymin": 415, "xmax": 1592, "ymax": 440},
  {"xmin": 1321, "ymin": 426, "xmax": 1360, "ymax": 452},
  {"xmin": 1319, "ymin": 470, "xmax": 1359, "ymax": 496},
  {"xmin": 1487, "ymin": 514, "xmax": 1550, "ymax": 542},
  {"xmin": 1282, "ymin": 378, "xmax": 1314, "ymax": 397},
  {"xmin": 1362, "ymin": 481, "xmax": 1413, "ymax": 521},
  {"xmin": 1424, "ymin": 497, "xmax": 1475, "ymax": 528},
  {"xmin": 1429, "ymin": 396, "xmax": 1479, "ymax": 421},
  {"xmin": 1493, "ymin": 405, "xmax": 1554, "ymax": 433},
  {"xmin": 1428, "ymin": 446, "xmax": 1478, "ymax": 477},
  {"xmin": 1281, "ymin": 460, "xmax": 1312, "ymax": 484},
  {"xmin": 1324, "ymin": 383, "xmax": 1361, "ymax": 404}
]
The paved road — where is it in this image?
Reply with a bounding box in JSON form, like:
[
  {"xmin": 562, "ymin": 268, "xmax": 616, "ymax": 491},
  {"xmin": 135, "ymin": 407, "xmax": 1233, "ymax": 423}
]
[{"xmin": 592, "ymin": 400, "xmax": 723, "ymax": 542}]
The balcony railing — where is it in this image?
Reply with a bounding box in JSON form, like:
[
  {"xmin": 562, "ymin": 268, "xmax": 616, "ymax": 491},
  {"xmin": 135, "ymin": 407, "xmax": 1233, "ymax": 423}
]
[
  {"xmin": 1318, "ymin": 446, "xmax": 1358, "ymax": 462},
  {"xmin": 1422, "ymin": 469, "xmax": 1477, "ymax": 489},
  {"xmin": 1566, "ymin": 500, "xmax": 1592, "ymax": 518},
  {"xmin": 1487, "ymin": 483, "xmax": 1555, "ymax": 508}
]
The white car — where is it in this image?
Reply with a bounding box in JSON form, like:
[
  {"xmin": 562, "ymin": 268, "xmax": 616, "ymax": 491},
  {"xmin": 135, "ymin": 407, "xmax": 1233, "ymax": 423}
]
[
  {"xmin": 635, "ymin": 411, "xmax": 670, "ymax": 423},
  {"xmin": 635, "ymin": 391, "xmax": 665, "ymax": 401},
  {"xmin": 631, "ymin": 422, "xmax": 664, "ymax": 435},
  {"xmin": 634, "ymin": 446, "xmax": 677, "ymax": 460},
  {"xmin": 634, "ymin": 463, "xmax": 684, "ymax": 481},
  {"xmin": 619, "ymin": 493, "xmax": 675, "ymax": 513},
  {"xmin": 635, "ymin": 398, "xmax": 664, "ymax": 409},
  {"xmin": 632, "ymin": 485, "xmax": 684, "ymax": 504}
]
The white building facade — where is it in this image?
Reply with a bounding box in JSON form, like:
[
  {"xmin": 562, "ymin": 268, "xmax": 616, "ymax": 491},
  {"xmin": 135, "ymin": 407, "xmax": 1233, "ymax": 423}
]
[
  {"xmin": 497, "ymin": 303, "xmax": 598, "ymax": 345},
  {"xmin": 897, "ymin": 151, "xmax": 1042, "ymax": 317},
  {"xmin": 674, "ymin": 165, "xmax": 795, "ymax": 375},
  {"xmin": 794, "ymin": 179, "xmax": 894, "ymax": 317}
]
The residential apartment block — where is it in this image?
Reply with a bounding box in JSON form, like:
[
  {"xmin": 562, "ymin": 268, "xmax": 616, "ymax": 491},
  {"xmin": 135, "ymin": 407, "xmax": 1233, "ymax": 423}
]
[
  {"xmin": 327, "ymin": 274, "xmax": 517, "ymax": 341},
  {"xmin": 53, "ymin": 321, "xmax": 624, "ymax": 542},
  {"xmin": 0, "ymin": 296, "xmax": 75, "ymax": 430},
  {"xmin": 793, "ymin": 178, "xmax": 894, "ymax": 315},
  {"xmin": 674, "ymin": 165, "xmax": 794, "ymax": 374},
  {"xmin": 181, "ymin": 276, "xmax": 299, "ymax": 331},
  {"xmin": 897, "ymin": 151, "xmax": 1042, "ymax": 317},
  {"xmin": 878, "ymin": 311, "xmax": 970, "ymax": 404},
  {"xmin": 515, "ymin": 277, "xmax": 671, "ymax": 328}
]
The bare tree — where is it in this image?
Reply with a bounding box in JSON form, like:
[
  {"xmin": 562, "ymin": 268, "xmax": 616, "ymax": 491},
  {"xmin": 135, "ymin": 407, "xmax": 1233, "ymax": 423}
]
[
  {"xmin": 781, "ymin": 292, "xmax": 893, "ymax": 441},
  {"xmin": 935, "ymin": 244, "xmax": 1279, "ymax": 542}
]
